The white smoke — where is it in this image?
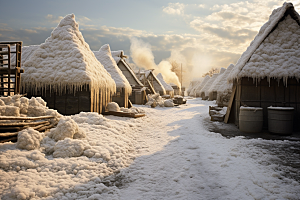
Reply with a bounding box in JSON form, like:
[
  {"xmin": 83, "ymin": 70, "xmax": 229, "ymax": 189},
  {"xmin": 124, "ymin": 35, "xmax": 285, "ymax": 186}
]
[{"xmin": 130, "ymin": 38, "xmax": 181, "ymax": 88}]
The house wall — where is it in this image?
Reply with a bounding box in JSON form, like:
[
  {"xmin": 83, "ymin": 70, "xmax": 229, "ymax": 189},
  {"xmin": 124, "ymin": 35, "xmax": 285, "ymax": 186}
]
[
  {"xmin": 25, "ymin": 85, "xmax": 112, "ymax": 115},
  {"xmin": 112, "ymin": 87, "xmax": 128, "ymax": 108},
  {"xmin": 233, "ymin": 77, "xmax": 300, "ymax": 131}
]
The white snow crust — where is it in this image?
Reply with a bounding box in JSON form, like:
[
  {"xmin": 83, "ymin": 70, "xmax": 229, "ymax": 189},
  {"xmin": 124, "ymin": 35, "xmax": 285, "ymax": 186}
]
[
  {"xmin": 107, "ymin": 102, "xmax": 121, "ymax": 112},
  {"xmin": 156, "ymin": 73, "xmax": 174, "ymax": 92},
  {"xmin": 228, "ymin": 3, "xmax": 300, "ymax": 84},
  {"xmin": 94, "ymin": 44, "xmax": 131, "ymax": 94},
  {"xmin": 22, "ymin": 14, "xmax": 116, "ymax": 97},
  {"xmin": 0, "ymin": 99, "xmax": 299, "ymax": 199}
]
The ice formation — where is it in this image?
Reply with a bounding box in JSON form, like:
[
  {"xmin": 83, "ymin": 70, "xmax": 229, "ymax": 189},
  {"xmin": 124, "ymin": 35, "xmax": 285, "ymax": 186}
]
[
  {"xmin": 22, "ymin": 14, "xmax": 116, "ymax": 101},
  {"xmin": 107, "ymin": 102, "xmax": 121, "ymax": 112},
  {"xmin": 156, "ymin": 73, "xmax": 174, "ymax": 93},
  {"xmin": 94, "ymin": 44, "xmax": 132, "ymax": 94},
  {"xmin": 47, "ymin": 116, "xmax": 83, "ymax": 141},
  {"xmin": 16, "ymin": 128, "xmax": 44, "ymax": 150},
  {"xmin": 228, "ymin": 3, "xmax": 300, "ymax": 84}
]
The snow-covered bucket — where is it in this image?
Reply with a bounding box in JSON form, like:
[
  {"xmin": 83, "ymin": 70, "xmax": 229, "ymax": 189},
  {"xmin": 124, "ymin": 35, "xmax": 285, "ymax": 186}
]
[
  {"xmin": 268, "ymin": 107, "xmax": 294, "ymax": 135},
  {"xmin": 239, "ymin": 107, "xmax": 263, "ymax": 133}
]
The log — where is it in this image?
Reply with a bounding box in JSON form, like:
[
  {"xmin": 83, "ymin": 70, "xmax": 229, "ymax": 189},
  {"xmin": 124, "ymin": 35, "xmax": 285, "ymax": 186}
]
[
  {"xmin": 0, "ymin": 136, "xmax": 17, "ymax": 143},
  {"xmin": 0, "ymin": 132, "xmax": 18, "ymax": 137},
  {"xmin": 0, "ymin": 120, "xmax": 49, "ymax": 127},
  {"xmin": 0, "ymin": 115, "xmax": 55, "ymax": 121},
  {"xmin": 31, "ymin": 121, "xmax": 50, "ymax": 130},
  {"xmin": 37, "ymin": 123, "xmax": 56, "ymax": 132}
]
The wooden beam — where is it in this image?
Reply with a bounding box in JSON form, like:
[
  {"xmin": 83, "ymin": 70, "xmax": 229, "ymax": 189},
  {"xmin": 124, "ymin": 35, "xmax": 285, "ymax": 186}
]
[
  {"xmin": 0, "ymin": 115, "xmax": 54, "ymax": 121},
  {"xmin": 224, "ymin": 85, "xmax": 237, "ymax": 123}
]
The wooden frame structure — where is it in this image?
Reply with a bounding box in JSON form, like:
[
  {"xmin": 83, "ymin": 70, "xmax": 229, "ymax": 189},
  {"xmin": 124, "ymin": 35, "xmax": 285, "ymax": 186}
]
[{"xmin": 0, "ymin": 41, "xmax": 24, "ymax": 96}]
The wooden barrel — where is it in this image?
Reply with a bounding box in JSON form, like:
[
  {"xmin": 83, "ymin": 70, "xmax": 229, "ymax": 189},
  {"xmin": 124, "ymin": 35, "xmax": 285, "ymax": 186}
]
[
  {"xmin": 268, "ymin": 107, "xmax": 294, "ymax": 135},
  {"xmin": 239, "ymin": 107, "xmax": 263, "ymax": 133}
]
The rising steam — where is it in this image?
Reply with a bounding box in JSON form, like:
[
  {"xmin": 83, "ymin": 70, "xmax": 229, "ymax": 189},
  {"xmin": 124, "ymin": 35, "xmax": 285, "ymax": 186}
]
[{"xmin": 130, "ymin": 37, "xmax": 181, "ymax": 88}]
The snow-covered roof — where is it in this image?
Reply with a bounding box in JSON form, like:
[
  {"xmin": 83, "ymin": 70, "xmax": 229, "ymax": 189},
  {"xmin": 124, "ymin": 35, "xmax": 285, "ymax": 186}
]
[
  {"xmin": 94, "ymin": 44, "xmax": 132, "ymax": 94},
  {"xmin": 187, "ymin": 77, "xmax": 203, "ymax": 94},
  {"xmin": 200, "ymin": 73, "xmax": 220, "ymax": 96},
  {"xmin": 228, "ymin": 2, "xmax": 300, "ymax": 84},
  {"xmin": 141, "ymin": 70, "xmax": 166, "ymax": 94},
  {"xmin": 193, "ymin": 75, "xmax": 210, "ymax": 96},
  {"xmin": 11, "ymin": 45, "xmax": 39, "ymax": 66},
  {"xmin": 207, "ymin": 67, "xmax": 227, "ymax": 94},
  {"xmin": 112, "ymin": 51, "xmax": 143, "ymax": 87},
  {"xmin": 217, "ymin": 64, "xmax": 235, "ymax": 94},
  {"xmin": 22, "ymin": 14, "xmax": 116, "ymax": 95},
  {"xmin": 156, "ymin": 73, "xmax": 174, "ymax": 92}
]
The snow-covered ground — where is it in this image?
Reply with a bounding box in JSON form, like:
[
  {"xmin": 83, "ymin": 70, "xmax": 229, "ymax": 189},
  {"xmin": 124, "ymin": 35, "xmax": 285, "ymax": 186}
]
[{"xmin": 1, "ymin": 98, "xmax": 299, "ymax": 200}]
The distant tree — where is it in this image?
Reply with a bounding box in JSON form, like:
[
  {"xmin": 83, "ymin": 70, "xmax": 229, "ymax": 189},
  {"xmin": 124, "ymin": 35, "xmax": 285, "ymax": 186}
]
[{"xmin": 202, "ymin": 67, "xmax": 220, "ymax": 77}]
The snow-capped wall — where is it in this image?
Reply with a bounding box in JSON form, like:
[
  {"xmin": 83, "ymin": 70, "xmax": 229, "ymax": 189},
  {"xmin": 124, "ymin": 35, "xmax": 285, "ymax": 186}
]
[
  {"xmin": 94, "ymin": 44, "xmax": 131, "ymax": 94},
  {"xmin": 228, "ymin": 3, "xmax": 300, "ymax": 84},
  {"xmin": 23, "ymin": 14, "xmax": 116, "ymax": 97}
]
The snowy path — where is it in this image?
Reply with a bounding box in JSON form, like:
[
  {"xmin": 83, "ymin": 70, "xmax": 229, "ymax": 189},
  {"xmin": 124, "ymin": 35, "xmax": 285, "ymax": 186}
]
[
  {"xmin": 0, "ymin": 98, "xmax": 299, "ymax": 200},
  {"xmin": 114, "ymin": 99, "xmax": 300, "ymax": 200}
]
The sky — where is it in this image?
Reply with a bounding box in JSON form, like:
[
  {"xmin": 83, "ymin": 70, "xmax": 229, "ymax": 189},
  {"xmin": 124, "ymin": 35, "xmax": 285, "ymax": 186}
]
[{"xmin": 1, "ymin": 0, "xmax": 300, "ymax": 86}]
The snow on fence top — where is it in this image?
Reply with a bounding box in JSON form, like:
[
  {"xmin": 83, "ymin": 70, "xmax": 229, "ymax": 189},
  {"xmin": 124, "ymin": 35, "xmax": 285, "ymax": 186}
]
[
  {"xmin": 94, "ymin": 44, "xmax": 132, "ymax": 94},
  {"xmin": 193, "ymin": 75, "xmax": 210, "ymax": 96},
  {"xmin": 217, "ymin": 64, "xmax": 235, "ymax": 94},
  {"xmin": 23, "ymin": 14, "xmax": 116, "ymax": 95},
  {"xmin": 207, "ymin": 68, "xmax": 226, "ymax": 95},
  {"xmin": 228, "ymin": 2, "xmax": 300, "ymax": 84},
  {"xmin": 156, "ymin": 73, "xmax": 174, "ymax": 92}
]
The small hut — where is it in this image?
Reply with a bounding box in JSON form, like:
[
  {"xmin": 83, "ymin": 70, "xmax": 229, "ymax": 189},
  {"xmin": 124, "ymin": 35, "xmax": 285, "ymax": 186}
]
[
  {"xmin": 156, "ymin": 73, "xmax": 174, "ymax": 98},
  {"xmin": 22, "ymin": 14, "xmax": 116, "ymax": 115},
  {"xmin": 226, "ymin": 3, "xmax": 300, "ymax": 131},
  {"xmin": 193, "ymin": 75, "xmax": 210, "ymax": 97},
  {"xmin": 207, "ymin": 67, "xmax": 227, "ymax": 100},
  {"xmin": 199, "ymin": 72, "xmax": 222, "ymax": 100},
  {"xmin": 94, "ymin": 44, "xmax": 131, "ymax": 108},
  {"xmin": 187, "ymin": 78, "xmax": 203, "ymax": 96},
  {"xmin": 170, "ymin": 83, "xmax": 181, "ymax": 96},
  {"xmin": 139, "ymin": 70, "xmax": 166, "ymax": 96},
  {"xmin": 112, "ymin": 51, "xmax": 147, "ymax": 105}
]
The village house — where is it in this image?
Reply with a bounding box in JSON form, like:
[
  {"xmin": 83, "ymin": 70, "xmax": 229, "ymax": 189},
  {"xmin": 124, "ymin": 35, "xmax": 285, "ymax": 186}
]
[
  {"xmin": 22, "ymin": 14, "xmax": 116, "ymax": 115},
  {"xmin": 94, "ymin": 44, "xmax": 132, "ymax": 108},
  {"xmin": 226, "ymin": 2, "xmax": 300, "ymax": 131},
  {"xmin": 156, "ymin": 73, "xmax": 174, "ymax": 98},
  {"xmin": 112, "ymin": 50, "xmax": 147, "ymax": 105}
]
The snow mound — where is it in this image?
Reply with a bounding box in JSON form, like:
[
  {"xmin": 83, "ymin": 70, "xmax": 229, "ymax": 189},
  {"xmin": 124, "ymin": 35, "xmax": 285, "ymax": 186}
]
[
  {"xmin": 0, "ymin": 106, "xmax": 20, "ymax": 116},
  {"xmin": 22, "ymin": 14, "xmax": 116, "ymax": 97},
  {"xmin": 94, "ymin": 44, "xmax": 132, "ymax": 94},
  {"xmin": 164, "ymin": 99, "xmax": 174, "ymax": 107},
  {"xmin": 53, "ymin": 138, "xmax": 87, "ymax": 158},
  {"xmin": 16, "ymin": 128, "xmax": 44, "ymax": 150},
  {"xmin": 71, "ymin": 112, "xmax": 108, "ymax": 125},
  {"xmin": 107, "ymin": 102, "xmax": 121, "ymax": 112},
  {"xmin": 47, "ymin": 116, "xmax": 84, "ymax": 141}
]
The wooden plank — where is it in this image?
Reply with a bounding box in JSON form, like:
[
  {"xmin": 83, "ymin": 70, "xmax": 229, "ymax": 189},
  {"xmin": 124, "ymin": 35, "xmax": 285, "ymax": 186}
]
[
  {"xmin": 147, "ymin": 79, "xmax": 156, "ymax": 94},
  {"xmin": 0, "ymin": 132, "xmax": 18, "ymax": 137},
  {"xmin": 224, "ymin": 85, "xmax": 236, "ymax": 123},
  {"xmin": 0, "ymin": 115, "xmax": 54, "ymax": 121},
  {"xmin": 0, "ymin": 136, "xmax": 17, "ymax": 143},
  {"xmin": 103, "ymin": 111, "xmax": 145, "ymax": 118},
  {"xmin": 0, "ymin": 120, "xmax": 49, "ymax": 127}
]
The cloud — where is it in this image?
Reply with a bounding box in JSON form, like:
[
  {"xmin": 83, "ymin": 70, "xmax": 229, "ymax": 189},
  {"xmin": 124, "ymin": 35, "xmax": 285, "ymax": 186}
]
[
  {"xmin": 163, "ymin": 3, "xmax": 185, "ymax": 15},
  {"xmin": 45, "ymin": 14, "xmax": 64, "ymax": 24}
]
